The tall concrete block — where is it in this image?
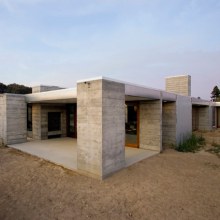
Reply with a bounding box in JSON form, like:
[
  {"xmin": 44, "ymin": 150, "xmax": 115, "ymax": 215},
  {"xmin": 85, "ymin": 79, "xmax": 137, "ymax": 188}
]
[
  {"xmin": 0, "ymin": 95, "xmax": 6, "ymax": 146},
  {"xmin": 166, "ymin": 75, "xmax": 191, "ymax": 96},
  {"xmin": 77, "ymin": 79, "xmax": 125, "ymax": 179},
  {"xmin": 139, "ymin": 100, "xmax": 162, "ymax": 151},
  {"xmin": 176, "ymin": 96, "xmax": 192, "ymax": 144},
  {"xmin": 162, "ymin": 102, "xmax": 176, "ymax": 148},
  {"xmin": 0, "ymin": 94, "xmax": 27, "ymax": 145}
]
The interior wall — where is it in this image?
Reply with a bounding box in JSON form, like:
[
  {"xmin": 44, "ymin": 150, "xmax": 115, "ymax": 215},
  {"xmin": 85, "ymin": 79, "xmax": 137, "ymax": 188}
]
[
  {"xmin": 32, "ymin": 104, "xmax": 67, "ymax": 140},
  {"xmin": 162, "ymin": 102, "xmax": 176, "ymax": 148},
  {"xmin": 139, "ymin": 100, "xmax": 162, "ymax": 151},
  {"xmin": 192, "ymin": 106, "xmax": 212, "ymax": 131}
]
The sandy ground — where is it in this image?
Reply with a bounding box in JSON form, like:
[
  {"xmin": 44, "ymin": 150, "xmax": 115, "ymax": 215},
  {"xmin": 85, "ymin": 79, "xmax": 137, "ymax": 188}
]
[{"xmin": 0, "ymin": 146, "xmax": 220, "ymax": 220}]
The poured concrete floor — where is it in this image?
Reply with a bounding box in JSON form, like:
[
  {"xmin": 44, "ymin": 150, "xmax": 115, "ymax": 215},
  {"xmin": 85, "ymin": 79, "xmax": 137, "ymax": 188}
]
[{"xmin": 8, "ymin": 138, "xmax": 158, "ymax": 172}]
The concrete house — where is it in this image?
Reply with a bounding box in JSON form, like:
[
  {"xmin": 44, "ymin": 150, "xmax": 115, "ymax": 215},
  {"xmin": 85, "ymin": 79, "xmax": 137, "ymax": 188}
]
[{"xmin": 0, "ymin": 75, "xmax": 219, "ymax": 179}]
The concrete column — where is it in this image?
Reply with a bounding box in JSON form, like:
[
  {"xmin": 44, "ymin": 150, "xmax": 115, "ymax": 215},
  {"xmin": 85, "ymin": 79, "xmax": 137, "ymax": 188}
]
[
  {"xmin": 162, "ymin": 102, "xmax": 176, "ymax": 148},
  {"xmin": 77, "ymin": 79, "xmax": 125, "ymax": 179},
  {"xmin": 0, "ymin": 95, "xmax": 6, "ymax": 146},
  {"xmin": 32, "ymin": 104, "xmax": 42, "ymax": 140},
  {"xmin": 139, "ymin": 100, "xmax": 162, "ymax": 151},
  {"xmin": 176, "ymin": 96, "xmax": 192, "ymax": 144},
  {"xmin": 0, "ymin": 94, "xmax": 27, "ymax": 145}
]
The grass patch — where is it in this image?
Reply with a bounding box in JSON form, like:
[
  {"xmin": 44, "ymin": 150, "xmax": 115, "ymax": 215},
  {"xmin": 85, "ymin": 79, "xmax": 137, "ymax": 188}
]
[{"xmin": 175, "ymin": 134, "xmax": 205, "ymax": 153}]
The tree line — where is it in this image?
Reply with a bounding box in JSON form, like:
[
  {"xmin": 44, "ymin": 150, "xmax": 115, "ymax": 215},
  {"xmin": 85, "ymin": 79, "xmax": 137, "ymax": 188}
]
[{"xmin": 0, "ymin": 82, "xmax": 31, "ymax": 94}]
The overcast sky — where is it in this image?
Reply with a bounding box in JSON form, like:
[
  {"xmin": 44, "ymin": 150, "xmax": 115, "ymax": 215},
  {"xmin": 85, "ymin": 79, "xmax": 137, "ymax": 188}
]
[{"xmin": 0, "ymin": 0, "xmax": 219, "ymax": 99}]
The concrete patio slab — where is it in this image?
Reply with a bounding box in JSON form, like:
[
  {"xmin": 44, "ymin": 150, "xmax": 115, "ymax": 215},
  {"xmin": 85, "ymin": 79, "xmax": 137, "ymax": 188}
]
[
  {"xmin": 125, "ymin": 147, "xmax": 159, "ymax": 167},
  {"xmin": 8, "ymin": 138, "xmax": 159, "ymax": 173},
  {"xmin": 8, "ymin": 138, "xmax": 77, "ymax": 170}
]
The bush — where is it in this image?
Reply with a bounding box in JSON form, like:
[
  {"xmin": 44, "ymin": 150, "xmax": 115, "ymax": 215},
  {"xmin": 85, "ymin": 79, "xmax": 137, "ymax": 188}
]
[{"xmin": 175, "ymin": 134, "xmax": 205, "ymax": 153}]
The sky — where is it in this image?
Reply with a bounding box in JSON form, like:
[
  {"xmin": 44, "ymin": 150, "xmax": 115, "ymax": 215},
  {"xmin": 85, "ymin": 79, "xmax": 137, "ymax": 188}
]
[{"xmin": 0, "ymin": 0, "xmax": 220, "ymax": 99}]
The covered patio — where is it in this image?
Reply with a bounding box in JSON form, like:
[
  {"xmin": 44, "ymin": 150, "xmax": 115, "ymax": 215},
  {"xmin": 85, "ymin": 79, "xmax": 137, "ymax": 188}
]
[{"xmin": 8, "ymin": 138, "xmax": 158, "ymax": 172}]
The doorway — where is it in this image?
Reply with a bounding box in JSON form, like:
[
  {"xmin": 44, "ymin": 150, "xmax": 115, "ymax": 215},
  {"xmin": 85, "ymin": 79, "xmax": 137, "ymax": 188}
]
[
  {"xmin": 125, "ymin": 102, "xmax": 139, "ymax": 148},
  {"xmin": 66, "ymin": 104, "xmax": 77, "ymax": 138}
]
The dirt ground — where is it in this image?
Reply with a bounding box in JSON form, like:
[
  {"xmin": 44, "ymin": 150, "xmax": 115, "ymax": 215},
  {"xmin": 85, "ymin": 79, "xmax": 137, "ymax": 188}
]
[{"xmin": 0, "ymin": 146, "xmax": 220, "ymax": 220}]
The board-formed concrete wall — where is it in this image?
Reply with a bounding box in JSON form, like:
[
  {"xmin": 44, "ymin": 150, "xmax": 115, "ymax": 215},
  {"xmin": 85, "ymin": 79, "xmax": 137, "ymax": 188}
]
[
  {"xmin": 32, "ymin": 104, "xmax": 66, "ymax": 140},
  {"xmin": 176, "ymin": 96, "xmax": 192, "ymax": 144},
  {"xmin": 139, "ymin": 100, "xmax": 162, "ymax": 151},
  {"xmin": 162, "ymin": 102, "xmax": 176, "ymax": 148},
  {"xmin": 77, "ymin": 79, "xmax": 125, "ymax": 179},
  {"xmin": 0, "ymin": 94, "xmax": 27, "ymax": 145},
  {"xmin": 32, "ymin": 104, "xmax": 42, "ymax": 140},
  {"xmin": 199, "ymin": 106, "xmax": 212, "ymax": 131},
  {"xmin": 0, "ymin": 95, "xmax": 6, "ymax": 146},
  {"xmin": 166, "ymin": 75, "xmax": 191, "ymax": 96}
]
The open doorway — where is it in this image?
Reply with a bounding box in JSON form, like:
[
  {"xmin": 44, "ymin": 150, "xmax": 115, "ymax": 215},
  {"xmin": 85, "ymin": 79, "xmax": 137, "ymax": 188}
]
[{"xmin": 125, "ymin": 102, "xmax": 139, "ymax": 148}]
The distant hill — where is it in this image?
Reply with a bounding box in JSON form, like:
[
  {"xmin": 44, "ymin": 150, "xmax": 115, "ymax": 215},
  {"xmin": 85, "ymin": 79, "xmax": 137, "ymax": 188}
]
[{"xmin": 0, "ymin": 82, "xmax": 31, "ymax": 94}]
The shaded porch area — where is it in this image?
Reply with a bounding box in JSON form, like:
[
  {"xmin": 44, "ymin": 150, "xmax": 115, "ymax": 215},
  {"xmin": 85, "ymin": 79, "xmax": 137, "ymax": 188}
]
[{"xmin": 8, "ymin": 138, "xmax": 158, "ymax": 172}]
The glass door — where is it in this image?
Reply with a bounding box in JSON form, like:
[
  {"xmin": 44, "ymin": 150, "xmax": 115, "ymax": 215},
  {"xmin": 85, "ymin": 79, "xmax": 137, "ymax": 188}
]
[{"xmin": 125, "ymin": 102, "xmax": 139, "ymax": 147}]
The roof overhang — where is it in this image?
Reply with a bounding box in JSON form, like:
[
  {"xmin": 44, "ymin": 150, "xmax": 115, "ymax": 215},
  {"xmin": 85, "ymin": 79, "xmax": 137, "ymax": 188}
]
[
  {"xmin": 25, "ymin": 88, "xmax": 77, "ymax": 104},
  {"xmin": 191, "ymin": 97, "xmax": 211, "ymax": 106}
]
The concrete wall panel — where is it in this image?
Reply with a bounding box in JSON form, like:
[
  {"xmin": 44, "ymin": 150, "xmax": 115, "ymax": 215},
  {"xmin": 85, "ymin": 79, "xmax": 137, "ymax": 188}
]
[
  {"xmin": 176, "ymin": 96, "xmax": 192, "ymax": 144},
  {"xmin": 139, "ymin": 100, "xmax": 162, "ymax": 151},
  {"xmin": 4, "ymin": 94, "xmax": 27, "ymax": 145},
  {"xmin": 162, "ymin": 102, "xmax": 176, "ymax": 148}
]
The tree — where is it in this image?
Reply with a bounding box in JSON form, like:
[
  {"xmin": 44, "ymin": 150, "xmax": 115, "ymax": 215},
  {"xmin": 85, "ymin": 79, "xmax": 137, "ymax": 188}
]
[
  {"xmin": 211, "ymin": 86, "xmax": 220, "ymax": 101},
  {"xmin": 0, "ymin": 83, "xmax": 7, "ymax": 93},
  {"xmin": 6, "ymin": 83, "xmax": 32, "ymax": 94},
  {"xmin": 0, "ymin": 82, "xmax": 32, "ymax": 94}
]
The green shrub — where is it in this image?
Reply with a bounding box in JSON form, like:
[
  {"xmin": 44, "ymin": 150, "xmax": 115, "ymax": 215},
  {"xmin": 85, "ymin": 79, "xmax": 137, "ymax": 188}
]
[{"xmin": 175, "ymin": 134, "xmax": 205, "ymax": 153}]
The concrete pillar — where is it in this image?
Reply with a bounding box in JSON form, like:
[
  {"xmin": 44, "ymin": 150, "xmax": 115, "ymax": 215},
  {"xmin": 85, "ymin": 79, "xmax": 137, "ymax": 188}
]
[
  {"xmin": 0, "ymin": 94, "xmax": 27, "ymax": 145},
  {"xmin": 166, "ymin": 75, "xmax": 191, "ymax": 96},
  {"xmin": 77, "ymin": 79, "xmax": 125, "ymax": 179},
  {"xmin": 0, "ymin": 95, "xmax": 6, "ymax": 146},
  {"xmin": 162, "ymin": 102, "xmax": 176, "ymax": 148},
  {"xmin": 139, "ymin": 100, "xmax": 162, "ymax": 151},
  {"xmin": 176, "ymin": 96, "xmax": 192, "ymax": 144},
  {"xmin": 32, "ymin": 104, "xmax": 42, "ymax": 140}
]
